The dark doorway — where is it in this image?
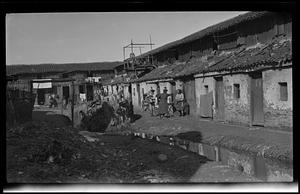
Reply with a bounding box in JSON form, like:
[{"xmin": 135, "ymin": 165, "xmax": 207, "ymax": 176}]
[
  {"xmin": 37, "ymin": 89, "xmax": 46, "ymax": 105},
  {"xmin": 63, "ymin": 86, "xmax": 70, "ymax": 104},
  {"xmin": 215, "ymin": 77, "xmax": 225, "ymax": 121},
  {"xmin": 86, "ymin": 84, "xmax": 94, "ymax": 101},
  {"xmin": 128, "ymin": 84, "xmax": 132, "ymax": 95},
  {"xmin": 171, "ymin": 82, "xmax": 176, "ymax": 101},
  {"xmin": 250, "ymin": 72, "xmax": 264, "ymax": 126},
  {"xmin": 137, "ymin": 84, "xmax": 141, "ymax": 107}
]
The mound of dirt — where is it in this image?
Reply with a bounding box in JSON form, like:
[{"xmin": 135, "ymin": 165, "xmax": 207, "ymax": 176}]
[{"xmin": 6, "ymin": 121, "xmax": 98, "ymax": 182}]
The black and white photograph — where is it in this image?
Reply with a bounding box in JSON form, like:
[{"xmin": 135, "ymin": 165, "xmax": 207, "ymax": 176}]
[{"xmin": 4, "ymin": 2, "xmax": 297, "ymax": 192}]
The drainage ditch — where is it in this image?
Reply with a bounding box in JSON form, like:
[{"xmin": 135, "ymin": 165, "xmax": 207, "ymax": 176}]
[{"xmin": 121, "ymin": 131, "xmax": 293, "ymax": 182}]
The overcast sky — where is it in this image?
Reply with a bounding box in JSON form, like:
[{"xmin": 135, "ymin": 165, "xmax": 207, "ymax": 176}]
[{"xmin": 6, "ymin": 11, "xmax": 248, "ymax": 65}]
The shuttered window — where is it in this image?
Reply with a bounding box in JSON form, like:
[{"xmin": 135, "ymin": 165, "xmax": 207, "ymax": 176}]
[{"xmin": 279, "ymin": 82, "xmax": 288, "ymax": 101}]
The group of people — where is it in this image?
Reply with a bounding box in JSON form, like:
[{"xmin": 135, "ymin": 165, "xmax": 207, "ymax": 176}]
[
  {"xmin": 143, "ymin": 87, "xmax": 189, "ymax": 118},
  {"xmin": 48, "ymin": 94, "xmax": 59, "ymax": 108}
]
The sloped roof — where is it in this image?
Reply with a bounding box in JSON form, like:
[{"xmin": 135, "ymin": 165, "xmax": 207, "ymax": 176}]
[
  {"xmin": 136, "ymin": 11, "xmax": 272, "ymax": 59},
  {"xmin": 131, "ymin": 38, "xmax": 292, "ymax": 83},
  {"xmin": 204, "ymin": 38, "xmax": 292, "ymax": 73},
  {"xmin": 6, "ymin": 61, "xmax": 123, "ymax": 76},
  {"xmin": 102, "ymin": 73, "xmax": 137, "ymax": 85},
  {"xmin": 134, "ymin": 62, "xmax": 186, "ymax": 83}
]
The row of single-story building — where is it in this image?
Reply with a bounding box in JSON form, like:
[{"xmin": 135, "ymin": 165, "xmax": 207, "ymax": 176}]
[
  {"xmin": 105, "ymin": 38, "xmax": 292, "ymax": 130},
  {"xmin": 101, "ymin": 11, "xmax": 292, "ymax": 131}
]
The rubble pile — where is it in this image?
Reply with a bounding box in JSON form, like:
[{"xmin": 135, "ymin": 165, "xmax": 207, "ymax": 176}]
[{"xmin": 80, "ymin": 99, "xmax": 133, "ymax": 133}]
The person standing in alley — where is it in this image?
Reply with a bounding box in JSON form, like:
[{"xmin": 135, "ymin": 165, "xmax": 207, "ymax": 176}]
[
  {"xmin": 174, "ymin": 89, "xmax": 185, "ymax": 116},
  {"xmin": 148, "ymin": 88, "xmax": 156, "ymax": 116},
  {"xmin": 158, "ymin": 87, "xmax": 169, "ymax": 118}
]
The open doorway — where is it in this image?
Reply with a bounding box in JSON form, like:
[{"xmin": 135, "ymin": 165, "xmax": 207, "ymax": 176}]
[
  {"xmin": 37, "ymin": 89, "xmax": 46, "ymax": 105},
  {"xmin": 63, "ymin": 86, "xmax": 70, "ymax": 104}
]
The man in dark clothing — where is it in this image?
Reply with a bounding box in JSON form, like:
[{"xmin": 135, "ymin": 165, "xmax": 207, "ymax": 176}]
[{"xmin": 158, "ymin": 87, "xmax": 170, "ymax": 118}]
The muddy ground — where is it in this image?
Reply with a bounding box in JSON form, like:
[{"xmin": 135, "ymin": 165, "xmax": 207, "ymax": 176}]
[{"xmin": 6, "ymin": 108, "xmax": 260, "ymax": 183}]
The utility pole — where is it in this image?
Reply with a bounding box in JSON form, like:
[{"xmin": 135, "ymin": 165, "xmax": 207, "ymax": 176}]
[
  {"xmin": 149, "ymin": 35, "xmax": 153, "ymax": 50},
  {"xmin": 71, "ymin": 81, "xmax": 74, "ymax": 128},
  {"xmin": 131, "ymin": 39, "xmax": 133, "ymax": 54},
  {"xmin": 150, "ymin": 35, "xmax": 154, "ymax": 65}
]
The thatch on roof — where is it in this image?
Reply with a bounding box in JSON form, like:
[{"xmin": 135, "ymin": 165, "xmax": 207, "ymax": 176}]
[{"xmin": 6, "ymin": 61, "xmax": 123, "ymax": 76}]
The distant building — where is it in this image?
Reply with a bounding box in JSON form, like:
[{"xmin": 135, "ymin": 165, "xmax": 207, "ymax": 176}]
[{"xmin": 6, "ymin": 62, "xmax": 122, "ymax": 106}]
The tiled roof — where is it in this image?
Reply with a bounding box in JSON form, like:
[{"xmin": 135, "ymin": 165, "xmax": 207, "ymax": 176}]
[
  {"xmin": 134, "ymin": 62, "xmax": 186, "ymax": 83},
  {"xmin": 6, "ymin": 62, "xmax": 122, "ymax": 76},
  {"xmin": 132, "ymin": 38, "xmax": 292, "ymax": 83},
  {"xmin": 102, "ymin": 74, "xmax": 137, "ymax": 85},
  {"xmin": 135, "ymin": 11, "xmax": 274, "ymax": 59},
  {"xmin": 204, "ymin": 38, "xmax": 292, "ymax": 73}
]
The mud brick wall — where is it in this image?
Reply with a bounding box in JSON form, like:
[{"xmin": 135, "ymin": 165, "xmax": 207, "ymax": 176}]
[
  {"xmin": 223, "ymin": 74, "xmax": 250, "ymax": 125},
  {"xmin": 262, "ymin": 67, "xmax": 293, "ymax": 130},
  {"xmin": 73, "ymin": 102, "xmax": 88, "ymax": 127}
]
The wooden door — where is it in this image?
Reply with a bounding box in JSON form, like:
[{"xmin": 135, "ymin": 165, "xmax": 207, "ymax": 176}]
[
  {"xmin": 250, "ymin": 72, "xmax": 264, "ymax": 126},
  {"xmin": 183, "ymin": 79, "xmax": 196, "ymax": 115},
  {"xmin": 215, "ymin": 77, "xmax": 225, "ymax": 121}
]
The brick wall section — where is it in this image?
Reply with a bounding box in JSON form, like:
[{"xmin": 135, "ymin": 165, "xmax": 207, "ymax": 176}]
[
  {"xmin": 262, "ymin": 67, "xmax": 293, "ymax": 129},
  {"xmin": 223, "ymin": 74, "xmax": 250, "ymax": 125}
]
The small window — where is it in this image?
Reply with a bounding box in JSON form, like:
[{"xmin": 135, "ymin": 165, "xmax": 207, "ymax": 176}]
[
  {"xmin": 233, "ymin": 84, "xmax": 240, "ymax": 99},
  {"xmin": 79, "ymin": 85, "xmax": 85, "ymax": 93},
  {"xmin": 279, "ymin": 82, "xmax": 288, "ymax": 101},
  {"xmin": 204, "ymin": 85, "xmax": 209, "ymax": 94}
]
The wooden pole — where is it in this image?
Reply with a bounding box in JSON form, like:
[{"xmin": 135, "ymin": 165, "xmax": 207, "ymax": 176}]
[{"xmin": 71, "ymin": 81, "xmax": 74, "ymax": 128}]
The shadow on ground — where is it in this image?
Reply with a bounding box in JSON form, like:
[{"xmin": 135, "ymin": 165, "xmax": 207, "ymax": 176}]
[
  {"xmin": 86, "ymin": 134, "xmax": 211, "ymax": 183},
  {"xmin": 175, "ymin": 131, "xmax": 203, "ymax": 143}
]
